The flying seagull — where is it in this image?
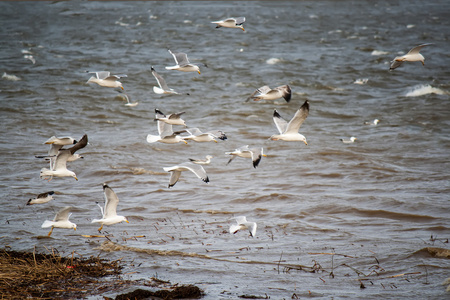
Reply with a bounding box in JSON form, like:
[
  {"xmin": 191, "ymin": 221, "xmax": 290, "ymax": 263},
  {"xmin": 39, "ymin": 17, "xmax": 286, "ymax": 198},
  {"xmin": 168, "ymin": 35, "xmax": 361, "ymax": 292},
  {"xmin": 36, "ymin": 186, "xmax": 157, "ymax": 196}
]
[
  {"xmin": 389, "ymin": 43, "xmax": 432, "ymax": 71},
  {"xmin": 163, "ymin": 162, "xmax": 209, "ymax": 188},
  {"xmin": 211, "ymin": 17, "xmax": 246, "ymax": 31},
  {"xmin": 41, "ymin": 206, "xmax": 77, "ymax": 236},
  {"xmin": 27, "ymin": 191, "xmax": 55, "ymax": 205},
  {"xmin": 165, "ymin": 50, "xmax": 204, "ymax": 74},
  {"xmin": 246, "ymin": 85, "xmax": 292, "ymax": 102},
  {"xmin": 91, "ymin": 183, "xmax": 129, "ymax": 232},
  {"xmin": 226, "ymin": 145, "xmax": 266, "ymax": 168},
  {"xmin": 86, "ymin": 71, "xmax": 127, "ymax": 89},
  {"xmin": 270, "ymin": 100, "xmax": 309, "ymax": 144},
  {"xmin": 229, "ymin": 216, "xmax": 257, "ymax": 237},
  {"xmin": 151, "ymin": 66, "xmax": 179, "ymax": 94}
]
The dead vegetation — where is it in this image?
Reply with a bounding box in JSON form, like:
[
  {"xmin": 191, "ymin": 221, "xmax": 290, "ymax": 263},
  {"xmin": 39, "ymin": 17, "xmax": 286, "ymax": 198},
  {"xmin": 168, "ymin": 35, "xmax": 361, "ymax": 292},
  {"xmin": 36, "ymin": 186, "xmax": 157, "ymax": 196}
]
[
  {"xmin": 0, "ymin": 248, "xmax": 203, "ymax": 299},
  {"xmin": 0, "ymin": 248, "xmax": 122, "ymax": 299}
]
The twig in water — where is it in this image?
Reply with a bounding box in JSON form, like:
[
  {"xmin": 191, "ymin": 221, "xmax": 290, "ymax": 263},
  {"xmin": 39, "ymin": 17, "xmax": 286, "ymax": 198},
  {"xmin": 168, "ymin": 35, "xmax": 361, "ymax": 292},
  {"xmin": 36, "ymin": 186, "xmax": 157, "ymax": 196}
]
[{"xmin": 277, "ymin": 251, "xmax": 283, "ymax": 274}]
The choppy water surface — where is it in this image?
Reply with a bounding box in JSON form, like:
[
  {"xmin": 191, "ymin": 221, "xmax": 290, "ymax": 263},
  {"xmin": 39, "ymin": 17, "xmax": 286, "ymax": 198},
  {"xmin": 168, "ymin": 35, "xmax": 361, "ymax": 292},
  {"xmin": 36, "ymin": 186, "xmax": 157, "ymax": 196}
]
[{"xmin": 1, "ymin": 1, "xmax": 449, "ymax": 299}]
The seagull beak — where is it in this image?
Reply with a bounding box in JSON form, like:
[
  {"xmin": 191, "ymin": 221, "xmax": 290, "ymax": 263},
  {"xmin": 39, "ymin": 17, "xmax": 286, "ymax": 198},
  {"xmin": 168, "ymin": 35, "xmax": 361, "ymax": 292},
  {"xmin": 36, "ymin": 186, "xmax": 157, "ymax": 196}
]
[
  {"xmin": 303, "ymin": 140, "xmax": 308, "ymax": 145},
  {"xmin": 183, "ymin": 140, "xmax": 188, "ymax": 144},
  {"xmin": 197, "ymin": 70, "xmax": 201, "ymax": 74},
  {"xmin": 120, "ymin": 86, "xmax": 124, "ymax": 90},
  {"xmin": 125, "ymin": 220, "xmax": 130, "ymax": 223},
  {"xmin": 263, "ymin": 154, "xmax": 267, "ymax": 157},
  {"xmin": 241, "ymin": 27, "xmax": 245, "ymax": 31},
  {"xmin": 74, "ymin": 227, "xmax": 77, "ymax": 231},
  {"xmin": 74, "ymin": 176, "xmax": 78, "ymax": 181}
]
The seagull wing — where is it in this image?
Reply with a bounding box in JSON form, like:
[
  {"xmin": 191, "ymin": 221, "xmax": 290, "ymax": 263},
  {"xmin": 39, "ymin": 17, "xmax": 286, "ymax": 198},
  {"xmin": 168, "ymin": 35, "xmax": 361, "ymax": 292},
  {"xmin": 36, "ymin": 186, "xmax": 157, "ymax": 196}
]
[
  {"xmin": 273, "ymin": 109, "xmax": 288, "ymax": 134},
  {"xmin": 275, "ymin": 85, "xmax": 292, "ymax": 102},
  {"xmin": 284, "ymin": 100, "xmax": 309, "ymax": 134},
  {"xmin": 180, "ymin": 163, "xmax": 209, "ymax": 183},
  {"xmin": 407, "ymin": 43, "xmax": 432, "ymax": 55},
  {"xmin": 389, "ymin": 60, "xmax": 403, "ymax": 70},
  {"xmin": 168, "ymin": 112, "xmax": 185, "ymax": 120},
  {"xmin": 89, "ymin": 71, "xmax": 110, "ymax": 80},
  {"xmin": 103, "ymin": 184, "xmax": 119, "ymax": 218},
  {"xmin": 54, "ymin": 206, "xmax": 72, "ymax": 222},
  {"xmin": 53, "ymin": 150, "xmax": 71, "ymax": 171},
  {"xmin": 234, "ymin": 17, "xmax": 246, "ymax": 25},
  {"xmin": 249, "ymin": 148, "xmax": 264, "ymax": 168},
  {"xmin": 158, "ymin": 121, "xmax": 174, "ymax": 137},
  {"xmin": 151, "ymin": 67, "xmax": 170, "ymax": 90},
  {"xmin": 169, "ymin": 50, "xmax": 189, "ymax": 66},
  {"xmin": 165, "ymin": 169, "xmax": 182, "ymax": 188},
  {"xmin": 68, "ymin": 134, "xmax": 88, "ymax": 155}
]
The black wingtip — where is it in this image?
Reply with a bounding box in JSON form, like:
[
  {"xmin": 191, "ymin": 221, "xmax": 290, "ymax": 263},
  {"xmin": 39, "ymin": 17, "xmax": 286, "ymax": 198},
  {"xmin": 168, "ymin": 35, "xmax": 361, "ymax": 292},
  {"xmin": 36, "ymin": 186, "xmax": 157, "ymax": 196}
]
[
  {"xmin": 273, "ymin": 109, "xmax": 282, "ymax": 118},
  {"xmin": 48, "ymin": 191, "xmax": 55, "ymax": 195},
  {"xmin": 102, "ymin": 183, "xmax": 109, "ymax": 190},
  {"xmin": 204, "ymin": 176, "xmax": 210, "ymax": 184}
]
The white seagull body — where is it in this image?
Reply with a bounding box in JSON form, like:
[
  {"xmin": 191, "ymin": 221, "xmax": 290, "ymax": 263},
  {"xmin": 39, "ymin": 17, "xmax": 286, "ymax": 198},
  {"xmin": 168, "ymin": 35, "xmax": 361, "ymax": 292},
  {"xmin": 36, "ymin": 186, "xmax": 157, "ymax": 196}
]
[
  {"xmin": 189, "ymin": 155, "xmax": 213, "ymax": 165},
  {"xmin": 229, "ymin": 216, "xmax": 257, "ymax": 237},
  {"xmin": 175, "ymin": 128, "xmax": 226, "ymax": 143},
  {"xmin": 91, "ymin": 183, "xmax": 129, "ymax": 232},
  {"xmin": 270, "ymin": 100, "xmax": 309, "ymax": 144},
  {"xmin": 341, "ymin": 137, "xmax": 357, "ymax": 143},
  {"xmin": 27, "ymin": 191, "xmax": 55, "ymax": 205},
  {"xmin": 163, "ymin": 162, "xmax": 209, "ymax": 188},
  {"xmin": 389, "ymin": 44, "xmax": 432, "ymax": 70},
  {"xmin": 226, "ymin": 145, "xmax": 266, "ymax": 168},
  {"xmin": 165, "ymin": 50, "xmax": 202, "ymax": 74},
  {"xmin": 154, "ymin": 109, "xmax": 186, "ymax": 126},
  {"xmin": 247, "ymin": 85, "xmax": 292, "ymax": 102},
  {"xmin": 211, "ymin": 17, "xmax": 246, "ymax": 31},
  {"xmin": 151, "ymin": 66, "xmax": 179, "ymax": 94},
  {"xmin": 86, "ymin": 71, "xmax": 127, "ymax": 89},
  {"xmin": 41, "ymin": 206, "xmax": 77, "ymax": 236},
  {"xmin": 364, "ymin": 119, "xmax": 380, "ymax": 125},
  {"xmin": 146, "ymin": 119, "xmax": 188, "ymax": 144},
  {"xmin": 40, "ymin": 134, "xmax": 88, "ymax": 181}
]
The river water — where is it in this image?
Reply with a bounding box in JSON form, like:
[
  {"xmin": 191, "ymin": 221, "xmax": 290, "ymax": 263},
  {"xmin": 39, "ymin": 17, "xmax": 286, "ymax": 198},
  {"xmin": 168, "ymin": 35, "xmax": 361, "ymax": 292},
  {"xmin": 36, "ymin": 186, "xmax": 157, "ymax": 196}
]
[{"xmin": 1, "ymin": 1, "xmax": 449, "ymax": 299}]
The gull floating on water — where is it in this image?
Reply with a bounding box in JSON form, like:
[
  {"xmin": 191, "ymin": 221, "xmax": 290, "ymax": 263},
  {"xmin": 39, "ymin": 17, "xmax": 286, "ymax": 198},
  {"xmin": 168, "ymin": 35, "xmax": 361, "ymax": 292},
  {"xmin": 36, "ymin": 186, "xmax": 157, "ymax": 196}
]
[
  {"xmin": 389, "ymin": 43, "xmax": 432, "ymax": 71},
  {"xmin": 226, "ymin": 145, "xmax": 266, "ymax": 168},
  {"xmin": 270, "ymin": 100, "xmax": 309, "ymax": 144},
  {"xmin": 165, "ymin": 50, "xmax": 204, "ymax": 74},
  {"xmin": 92, "ymin": 184, "xmax": 129, "ymax": 232},
  {"xmin": 151, "ymin": 66, "xmax": 179, "ymax": 94},
  {"xmin": 175, "ymin": 128, "xmax": 227, "ymax": 143},
  {"xmin": 229, "ymin": 216, "xmax": 257, "ymax": 237},
  {"xmin": 246, "ymin": 85, "xmax": 292, "ymax": 102},
  {"xmin": 211, "ymin": 17, "xmax": 246, "ymax": 31},
  {"xmin": 189, "ymin": 155, "xmax": 213, "ymax": 165},
  {"xmin": 147, "ymin": 119, "xmax": 188, "ymax": 144},
  {"xmin": 364, "ymin": 119, "xmax": 379, "ymax": 125},
  {"xmin": 163, "ymin": 162, "xmax": 209, "ymax": 188},
  {"xmin": 27, "ymin": 191, "xmax": 55, "ymax": 205},
  {"xmin": 340, "ymin": 137, "xmax": 357, "ymax": 143},
  {"xmin": 40, "ymin": 134, "xmax": 88, "ymax": 181},
  {"xmin": 86, "ymin": 71, "xmax": 127, "ymax": 89},
  {"xmin": 41, "ymin": 206, "xmax": 76, "ymax": 236},
  {"xmin": 154, "ymin": 109, "xmax": 186, "ymax": 126}
]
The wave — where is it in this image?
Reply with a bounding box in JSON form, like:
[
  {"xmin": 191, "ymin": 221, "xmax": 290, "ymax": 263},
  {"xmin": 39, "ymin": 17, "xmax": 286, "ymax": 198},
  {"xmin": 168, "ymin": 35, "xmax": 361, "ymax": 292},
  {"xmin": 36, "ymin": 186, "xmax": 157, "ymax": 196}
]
[{"xmin": 405, "ymin": 84, "xmax": 448, "ymax": 97}]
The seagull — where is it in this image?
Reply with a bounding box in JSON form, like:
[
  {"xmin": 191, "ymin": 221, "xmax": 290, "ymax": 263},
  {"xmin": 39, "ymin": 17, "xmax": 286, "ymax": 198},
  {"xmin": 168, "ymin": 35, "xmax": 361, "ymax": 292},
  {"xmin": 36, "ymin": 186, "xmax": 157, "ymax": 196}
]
[
  {"xmin": 270, "ymin": 100, "xmax": 309, "ymax": 144},
  {"xmin": 163, "ymin": 162, "xmax": 209, "ymax": 188},
  {"xmin": 340, "ymin": 137, "xmax": 357, "ymax": 143},
  {"xmin": 225, "ymin": 145, "xmax": 266, "ymax": 168},
  {"xmin": 91, "ymin": 183, "xmax": 129, "ymax": 232},
  {"xmin": 27, "ymin": 191, "xmax": 55, "ymax": 205},
  {"xmin": 86, "ymin": 71, "xmax": 127, "ymax": 89},
  {"xmin": 389, "ymin": 44, "xmax": 432, "ymax": 71},
  {"xmin": 165, "ymin": 50, "xmax": 203, "ymax": 74},
  {"xmin": 41, "ymin": 206, "xmax": 77, "ymax": 236},
  {"xmin": 174, "ymin": 128, "xmax": 227, "ymax": 143},
  {"xmin": 211, "ymin": 17, "xmax": 246, "ymax": 31},
  {"xmin": 364, "ymin": 119, "xmax": 380, "ymax": 125},
  {"xmin": 189, "ymin": 155, "xmax": 213, "ymax": 165},
  {"xmin": 122, "ymin": 94, "xmax": 138, "ymax": 107},
  {"xmin": 36, "ymin": 136, "xmax": 79, "ymax": 170},
  {"xmin": 246, "ymin": 85, "xmax": 292, "ymax": 102},
  {"xmin": 40, "ymin": 134, "xmax": 88, "ymax": 181},
  {"xmin": 229, "ymin": 216, "xmax": 257, "ymax": 237},
  {"xmin": 146, "ymin": 120, "xmax": 188, "ymax": 144},
  {"xmin": 151, "ymin": 66, "xmax": 179, "ymax": 94},
  {"xmin": 154, "ymin": 109, "xmax": 186, "ymax": 126}
]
